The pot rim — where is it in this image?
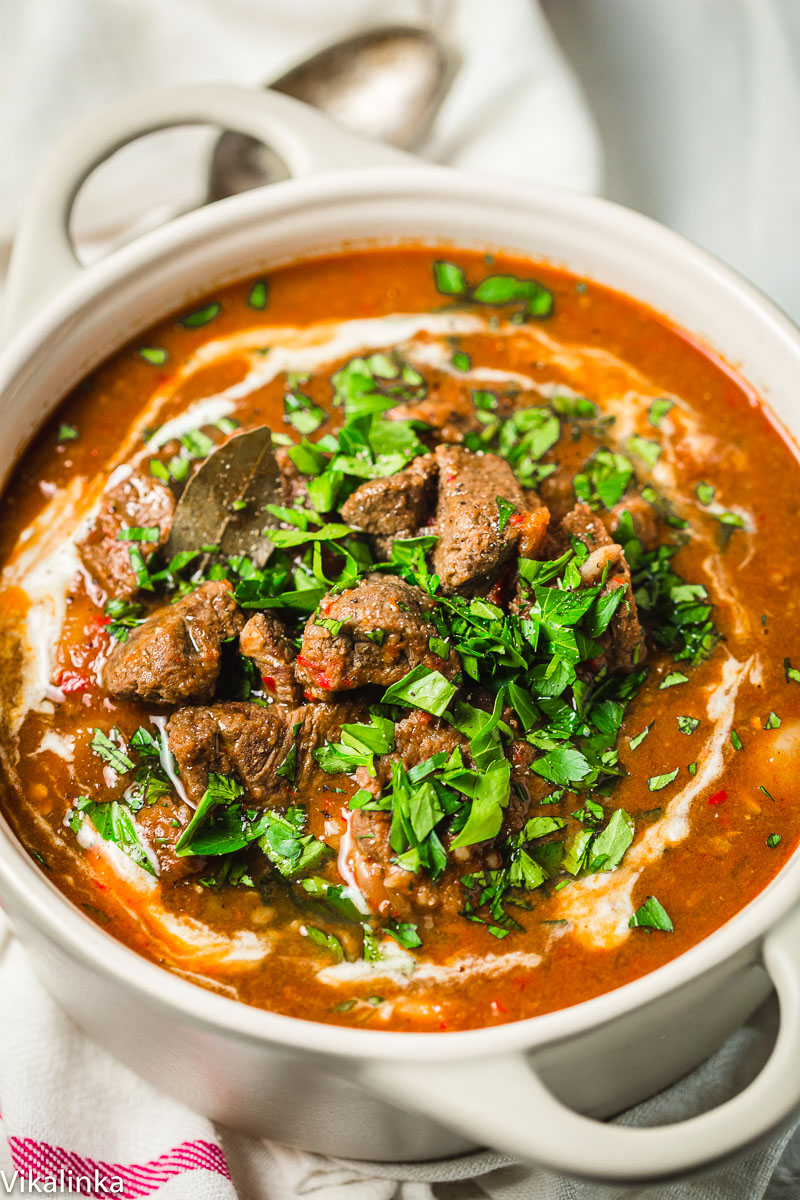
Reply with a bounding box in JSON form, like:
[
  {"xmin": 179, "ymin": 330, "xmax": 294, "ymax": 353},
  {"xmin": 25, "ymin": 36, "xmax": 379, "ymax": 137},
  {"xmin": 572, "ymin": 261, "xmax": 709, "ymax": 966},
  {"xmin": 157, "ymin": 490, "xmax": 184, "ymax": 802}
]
[{"xmin": 2, "ymin": 164, "xmax": 799, "ymax": 1064}]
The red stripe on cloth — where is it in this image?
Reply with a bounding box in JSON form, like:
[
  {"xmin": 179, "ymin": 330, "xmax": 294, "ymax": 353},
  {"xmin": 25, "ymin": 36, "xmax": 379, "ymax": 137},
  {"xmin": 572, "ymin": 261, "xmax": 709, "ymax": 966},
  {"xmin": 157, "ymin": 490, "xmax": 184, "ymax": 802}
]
[{"xmin": 6, "ymin": 1133, "xmax": 231, "ymax": 1197}]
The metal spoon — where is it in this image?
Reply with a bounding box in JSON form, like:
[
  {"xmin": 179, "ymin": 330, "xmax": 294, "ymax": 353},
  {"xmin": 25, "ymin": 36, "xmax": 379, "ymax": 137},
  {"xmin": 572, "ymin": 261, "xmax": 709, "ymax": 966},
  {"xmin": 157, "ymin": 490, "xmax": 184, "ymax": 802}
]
[{"xmin": 207, "ymin": 25, "xmax": 454, "ymax": 201}]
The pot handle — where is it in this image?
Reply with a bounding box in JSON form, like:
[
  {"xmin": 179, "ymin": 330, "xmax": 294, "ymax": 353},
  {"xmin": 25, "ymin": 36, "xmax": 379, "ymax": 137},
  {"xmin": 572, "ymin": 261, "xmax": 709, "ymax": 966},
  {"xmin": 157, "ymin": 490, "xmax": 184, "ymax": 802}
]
[
  {"xmin": 2, "ymin": 82, "xmax": 411, "ymax": 344},
  {"xmin": 360, "ymin": 903, "xmax": 800, "ymax": 1183}
]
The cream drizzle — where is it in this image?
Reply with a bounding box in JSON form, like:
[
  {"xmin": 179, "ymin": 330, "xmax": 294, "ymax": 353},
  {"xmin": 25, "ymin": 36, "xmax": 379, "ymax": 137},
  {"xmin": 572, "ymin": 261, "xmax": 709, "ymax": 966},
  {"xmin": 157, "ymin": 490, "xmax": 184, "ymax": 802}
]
[
  {"xmin": 317, "ymin": 944, "xmax": 543, "ymax": 988},
  {"xmin": 553, "ymin": 653, "xmax": 753, "ymax": 948}
]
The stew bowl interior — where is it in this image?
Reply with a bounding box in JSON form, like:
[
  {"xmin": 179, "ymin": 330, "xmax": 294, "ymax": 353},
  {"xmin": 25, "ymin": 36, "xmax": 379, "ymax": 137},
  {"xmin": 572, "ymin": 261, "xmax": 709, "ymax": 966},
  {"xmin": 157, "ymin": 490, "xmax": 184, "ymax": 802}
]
[{"xmin": 3, "ymin": 110, "xmax": 800, "ymax": 1175}]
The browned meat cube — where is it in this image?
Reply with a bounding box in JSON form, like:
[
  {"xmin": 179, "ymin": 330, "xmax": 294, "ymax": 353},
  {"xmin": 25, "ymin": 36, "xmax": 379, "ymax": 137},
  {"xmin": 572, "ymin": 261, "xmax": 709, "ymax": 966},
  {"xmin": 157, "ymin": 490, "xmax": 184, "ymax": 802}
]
[
  {"xmin": 433, "ymin": 445, "xmax": 534, "ymax": 594},
  {"xmin": 544, "ymin": 503, "xmax": 644, "ymax": 673},
  {"xmin": 275, "ymin": 446, "xmax": 308, "ymax": 505},
  {"xmin": 392, "ymin": 710, "xmax": 464, "ymax": 766},
  {"xmin": 78, "ymin": 470, "xmax": 175, "ymax": 599},
  {"xmin": 347, "ymin": 809, "xmax": 417, "ymax": 920},
  {"xmin": 545, "ymin": 502, "xmax": 612, "ymax": 558},
  {"xmin": 103, "ymin": 580, "xmax": 243, "ymax": 705},
  {"xmin": 135, "ymin": 798, "xmax": 205, "ymax": 883},
  {"xmin": 339, "ymin": 455, "xmax": 437, "ymax": 556},
  {"xmin": 167, "ymin": 698, "xmax": 365, "ymax": 804},
  {"xmin": 295, "ymin": 574, "xmax": 460, "ymax": 699},
  {"xmin": 240, "ymin": 612, "xmax": 302, "ymax": 704}
]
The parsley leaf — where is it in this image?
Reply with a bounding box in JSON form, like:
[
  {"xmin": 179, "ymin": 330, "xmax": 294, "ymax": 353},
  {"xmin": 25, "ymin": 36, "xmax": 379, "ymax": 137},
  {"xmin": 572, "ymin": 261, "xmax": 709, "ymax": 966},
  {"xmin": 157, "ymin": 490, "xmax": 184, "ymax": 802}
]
[
  {"xmin": 649, "ymin": 398, "xmax": 673, "ymax": 427},
  {"xmin": 629, "ymin": 722, "xmax": 653, "ymax": 751},
  {"xmin": 573, "ymin": 450, "xmax": 634, "ymax": 509},
  {"xmin": 627, "ymin": 435, "xmax": 661, "ymax": 468},
  {"xmin": 629, "ymin": 896, "xmax": 673, "ymax": 932},
  {"xmin": 660, "ymin": 672, "xmax": 689, "ymax": 689},
  {"xmin": 590, "ymin": 808, "xmax": 634, "ymax": 872},
  {"xmin": 433, "ymin": 261, "xmax": 467, "ymax": 295},
  {"xmin": 304, "ymin": 926, "xmax": 344, "ymax": 961},
  {"xmin": 648, "ymin": 768, "xmax": 679, "ymax": 791},
  {"xmin": 496, "ymin": 496, "xmax": 517, "ymax": 532},
  {"xmin": 531, "ymin": 746, "xmax": 591, "ymax": 786},
  {"xmin": 381, "ymin": 665, "xmax": 457, "ymax": 718},
  {"xmin": 90, "ymin": 728, "xmax": 134, "ymax": 774},
  {"xmin": 383, "ymin": 919, "xmax": 422, "ymax": 949},
  {"xmin": 71, "ymin": 797, "xmax": 155, "ymax": 876}
]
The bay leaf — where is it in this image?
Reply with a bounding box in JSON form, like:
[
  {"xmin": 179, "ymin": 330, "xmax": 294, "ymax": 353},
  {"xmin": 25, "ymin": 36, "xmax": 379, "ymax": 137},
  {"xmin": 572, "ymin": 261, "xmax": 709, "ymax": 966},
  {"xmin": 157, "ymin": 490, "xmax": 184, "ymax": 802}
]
[{"xmin": 163, "ymin": 426, "xmax": 280, "ymax": 568}]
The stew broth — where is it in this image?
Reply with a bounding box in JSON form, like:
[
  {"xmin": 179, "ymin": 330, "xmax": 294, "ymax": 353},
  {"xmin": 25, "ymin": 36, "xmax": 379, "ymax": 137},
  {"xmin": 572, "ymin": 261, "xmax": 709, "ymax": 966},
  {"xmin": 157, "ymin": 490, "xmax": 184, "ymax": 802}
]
[{"xmin": 0, "ymin": 247, "xmax": 798, "ymax": 1032}]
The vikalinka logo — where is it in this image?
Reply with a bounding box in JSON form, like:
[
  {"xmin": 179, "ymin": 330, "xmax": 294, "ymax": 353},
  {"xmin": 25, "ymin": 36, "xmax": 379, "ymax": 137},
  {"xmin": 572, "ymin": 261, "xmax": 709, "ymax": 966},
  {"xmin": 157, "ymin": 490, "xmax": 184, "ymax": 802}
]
[{"xmin": 0, "ymin": 1168, "xmax": 124, "ymax": 1194}]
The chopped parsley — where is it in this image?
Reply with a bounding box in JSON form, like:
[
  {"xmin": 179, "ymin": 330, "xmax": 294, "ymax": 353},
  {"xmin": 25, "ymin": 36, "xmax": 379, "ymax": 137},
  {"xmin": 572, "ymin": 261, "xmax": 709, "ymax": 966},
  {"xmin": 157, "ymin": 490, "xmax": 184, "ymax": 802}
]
[
  {"xmin": 433, "ymin": 261, "xmax": 553, "ymax": 319},
  {"xmin": 90, "ymin": 728, "xmax": 134, "ymax": 775},
  {"xmin": 104, "ymin": 598, "xmax": 145, "ymax": 642},
  {"xmin": 69, "ymin": 797, "xmax": 155, "ymax": 876},
  {"xmin": 381, "ymin": 665, "xmax": 457, "ymax": 718},
  {"xmin": 627, "ymin": 435, "xmax": 661, "ymax": 469},
  {"xmin": 284, "ymin": 390, "xmax": 326, "ymax": 435},
  {"xmin": 573, "ymin": 450, "xmax": 633, "ymax": 509},
  {"xmin": 303, "ymin": 926, "xmax": 344, "ymax": 961},
  {"xmin": 248, "ymin": 279, "xmax": 268, "ymax": 309},
  {"xmin": 179, "ymin": 302, "xmax": 221, "ymax": 328},
  {"xmin": 138, "ymin": 347, "xmax": 168, "ymax": 366},
  {"xmin": 660, "ymin": 672, "xmax": 689, "ymax": 689},
  {"xmin": 496, "ymin": 496, "xmax": 517, "ymax": 532},
  {"xmin": 629, "ymin": 722, "xmax": 653, "ymax": 751},
  {"xmin": 648, "ymin": 768, "xmax": 679, "ymax": 792},
  {"xmin": 629, "ymin": 896, "xmax": 673, "ymax": 932},
  {"xmin": 649, "ymin": 398, "xmax": 673, "ymax": 427}
]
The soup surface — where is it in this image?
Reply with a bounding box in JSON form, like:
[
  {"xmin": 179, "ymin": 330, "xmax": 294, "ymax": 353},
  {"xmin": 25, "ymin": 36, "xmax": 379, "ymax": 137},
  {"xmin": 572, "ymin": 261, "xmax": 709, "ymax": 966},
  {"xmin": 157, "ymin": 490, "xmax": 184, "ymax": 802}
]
[{"xmin": 1, "ymin": 247, "xmax": 798, "ymax": 1032}]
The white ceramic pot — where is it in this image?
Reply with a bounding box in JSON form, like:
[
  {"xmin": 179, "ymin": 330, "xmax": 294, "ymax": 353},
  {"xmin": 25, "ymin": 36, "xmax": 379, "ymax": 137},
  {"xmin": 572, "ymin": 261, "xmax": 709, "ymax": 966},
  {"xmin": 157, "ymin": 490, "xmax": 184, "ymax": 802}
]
[{"xmin": 2, "ymin": 83, "xmax": 800, "ymax": 1185}]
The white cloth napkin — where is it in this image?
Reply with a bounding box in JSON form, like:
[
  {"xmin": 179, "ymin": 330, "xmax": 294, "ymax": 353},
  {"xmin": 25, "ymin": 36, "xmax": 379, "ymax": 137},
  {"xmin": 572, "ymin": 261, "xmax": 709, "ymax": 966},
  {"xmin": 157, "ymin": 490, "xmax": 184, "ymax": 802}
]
[{"xmin": 2, "ymin": 1, "xmax": 800, "ymax": 1196}]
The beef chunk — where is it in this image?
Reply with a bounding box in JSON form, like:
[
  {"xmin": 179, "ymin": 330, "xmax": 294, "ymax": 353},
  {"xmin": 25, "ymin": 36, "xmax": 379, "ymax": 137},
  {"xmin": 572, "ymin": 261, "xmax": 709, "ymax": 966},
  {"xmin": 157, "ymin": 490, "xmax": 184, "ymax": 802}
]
[
  {"xmin": 578, "ymin": 541, "xmax": 643, "ymax": 673},
  {"xmin": 347, "ymin": 810, "xmax": 417, "ymax": 920},
  {"xmin": 135, "ymin": 798, "xmax": 205, "ymax": 883},
  {"xmin": 545, "ymin": 502, "xmax": 611, "ymax": 559},
  {"xmin": 604, "ymin": 495, "xmax": 660, "ymax": 549},
  {"xmin": 167, "ymin": 698, "xmax": 364, "ymax": 804},
  {"xmin": 389, "ymin": 376, "xmax": 481, "ymax": 443},
  {"xmin": 348, "ymin": 710, "xmax": 477, "ymax": 920},
  {"xmin": 507, "ymin": 739, "xmax": 552, "ymax": 833},
  {"xmin": 103, "ymin": 580, "xmax": 243, "ymax": 705},
  {"xmin": 546, "ymin": 504, "xmax": 644, "ymax": 673},
  {"xmin": 240, "ymin": 612, "xmax": 302, "ymax": 704},
  {"xmin": 275, "ymin": 445, "xmax": 332, "ymax": 507},
  {"xmin": 78, "ymin": 470, "xmax": 175, "ymax": 599},
  {"xmin": 275, "ymin": 446, "xmax": 307, "ymax": 505},
  {"xmin": 433, "ymin": 446, "xmax": 541, "ymax": 594},
  {"xmin": 296, "ymin": 574, "xmax": 460, "ymax": 699},
  {"xmin": 393, "ymin": 710, "xmax": 463, "ymax": 767},
  {"xmin": 339, "ymin": 454, "xmax": 436, "ymax": 550}
]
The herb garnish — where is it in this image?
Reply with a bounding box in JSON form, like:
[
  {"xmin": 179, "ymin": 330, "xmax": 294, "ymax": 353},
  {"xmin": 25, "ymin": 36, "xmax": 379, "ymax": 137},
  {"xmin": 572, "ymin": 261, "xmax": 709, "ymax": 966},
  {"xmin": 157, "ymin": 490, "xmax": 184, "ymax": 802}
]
[
  {"xmin": 432, "ymin": 261, "xmax": 553, "ymax": 319},
  {"xmin": 248, "ymin": 279, "xmax": 268, "ymax": 310},
  {"xmin": 179, "ymin": 302, "xmax": 221, "ymax": 328},
  {"xmin": 629, "ymin": 896, "xmax": 673, "ymax": 932},
  {"xmin": 138, "ymin": 347, "xmax": 168, "ymax": 366}
]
